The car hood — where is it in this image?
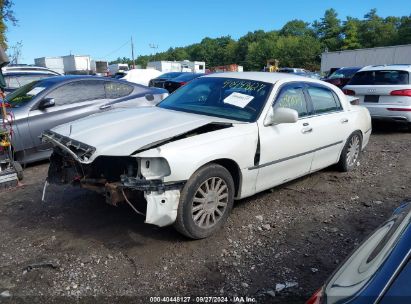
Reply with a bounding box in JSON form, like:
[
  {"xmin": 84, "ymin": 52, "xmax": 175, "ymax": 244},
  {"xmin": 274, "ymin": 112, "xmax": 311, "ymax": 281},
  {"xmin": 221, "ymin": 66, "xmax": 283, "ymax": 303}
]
[{"xmin": 48, "ymin": 106, "xmax": 236, "ymax": 163}]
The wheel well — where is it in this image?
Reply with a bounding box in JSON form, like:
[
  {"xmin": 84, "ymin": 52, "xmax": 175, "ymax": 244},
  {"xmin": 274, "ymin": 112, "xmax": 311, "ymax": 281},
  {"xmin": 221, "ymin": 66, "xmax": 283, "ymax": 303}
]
[{"xmin": 209, "ymin": 158, "xmax": 242, "ymax": 197}]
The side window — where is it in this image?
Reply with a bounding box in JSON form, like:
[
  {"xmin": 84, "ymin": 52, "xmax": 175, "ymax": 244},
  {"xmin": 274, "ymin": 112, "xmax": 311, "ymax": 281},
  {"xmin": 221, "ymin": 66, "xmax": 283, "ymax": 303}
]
[
  {"xmin": 308, "ymin": 86, "xmax": 342, "ymax": 114},
  {"xmin": 47, "ymin": 80, "xmax": 106, "ymax": 106},
  {"xmin": 104, "ymin": 82, "xmax": 134, "ymax": 99},
  {"xmin": 274, "ymin": 85, "xmax": 309, "ymax": 117}
]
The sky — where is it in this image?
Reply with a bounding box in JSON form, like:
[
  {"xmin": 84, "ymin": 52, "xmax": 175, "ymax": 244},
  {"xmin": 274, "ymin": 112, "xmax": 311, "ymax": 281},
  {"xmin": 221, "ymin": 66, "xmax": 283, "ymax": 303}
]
[{"xmin": 6, "ymin": 0, "xmax": 411, "ymax": 64}]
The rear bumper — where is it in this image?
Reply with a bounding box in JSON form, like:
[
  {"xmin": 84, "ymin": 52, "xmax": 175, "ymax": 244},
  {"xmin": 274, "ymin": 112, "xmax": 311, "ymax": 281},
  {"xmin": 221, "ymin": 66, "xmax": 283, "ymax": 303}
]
[{"xmin": 362, "ymin": 104, "xmax": 411, "ymax": 122}]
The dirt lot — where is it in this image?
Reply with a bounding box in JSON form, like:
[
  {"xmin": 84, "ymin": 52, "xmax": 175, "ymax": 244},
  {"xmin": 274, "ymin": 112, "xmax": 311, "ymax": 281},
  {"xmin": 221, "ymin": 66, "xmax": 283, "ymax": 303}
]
[{"xmin": 1, "ymin": 122, "xmax": 410, "ymax": 304}]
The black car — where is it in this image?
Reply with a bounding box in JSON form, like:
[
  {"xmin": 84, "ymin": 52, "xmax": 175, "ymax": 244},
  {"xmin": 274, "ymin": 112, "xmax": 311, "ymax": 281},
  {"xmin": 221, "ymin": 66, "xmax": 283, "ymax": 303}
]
[
  {"xmin": 163, "ymin": 73, "xmax": 204, "ymax": 93},
  {"xmin": 323, "ymin": 67, "xmax": 362, "ymax": 88},
  {"xmin": 148, "ymin": 72, "xmax": 187, "ymax": 88},
  {"xmin": 307, "ymin": 200, "xmax": 411, "ymax": 304}
]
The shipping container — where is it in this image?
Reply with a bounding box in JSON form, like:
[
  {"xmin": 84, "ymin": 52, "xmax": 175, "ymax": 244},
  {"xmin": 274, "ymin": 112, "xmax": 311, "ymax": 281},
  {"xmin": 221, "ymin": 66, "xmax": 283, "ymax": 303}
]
[
  {"xmin": 63, "ymin": 55, "xmax": 92, "ymax": 74},
  {"xmin": 34, "ymin": 57, "xmax": 65, "ymax": 74}
]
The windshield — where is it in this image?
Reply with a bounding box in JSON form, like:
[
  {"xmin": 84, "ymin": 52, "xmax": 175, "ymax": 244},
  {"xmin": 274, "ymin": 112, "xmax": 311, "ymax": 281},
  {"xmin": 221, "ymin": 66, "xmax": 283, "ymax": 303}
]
[
  {"xmin": 172, "ymin": 73, "xmax": 202, "ymax": 82},
  {"xmin": 158, "ymin": 77, "xmax": 272, "ymax": 122},
  {"xmin": 5, "ymin": 80, "xmax": 48, "ymax": 108},
  {"xmin": 329, "ymin": 68, "xmax": 360, "ymax": 79}
]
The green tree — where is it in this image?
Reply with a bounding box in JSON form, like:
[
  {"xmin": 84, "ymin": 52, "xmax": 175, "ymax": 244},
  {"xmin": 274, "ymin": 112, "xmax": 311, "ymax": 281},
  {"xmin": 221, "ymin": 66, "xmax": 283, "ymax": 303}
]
[
  {"xmin": 397, "ymin": 15, "xmax": 411, "ymax": 44},
  {"xmin": 0, "ymin": 0, "xmax": 17, "ymax": 49},
  {"xmin": 280, "ymin": 20, "xmax": 314, "ymax": 37},
  {"xmin": 313, "ymin": 8, "xmax": 342, "ymax": 51},
  {"xmin": 359, "ymin": 9, "xmax": 399, "ymax": 47},
  {"xmin": 342, "ymin": 17, "xmax": 362, "ymax": 50}
]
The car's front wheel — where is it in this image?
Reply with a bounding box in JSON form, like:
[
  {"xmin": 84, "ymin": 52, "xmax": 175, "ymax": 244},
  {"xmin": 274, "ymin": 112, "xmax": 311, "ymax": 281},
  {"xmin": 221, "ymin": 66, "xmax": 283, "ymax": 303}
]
[
  {"xmin": 337, "ymin": 132, "xmax": 362, "ymax": 172},
  {"xmin": 174, "ymin": 164, "xmax": 234, "ymax": 239}
]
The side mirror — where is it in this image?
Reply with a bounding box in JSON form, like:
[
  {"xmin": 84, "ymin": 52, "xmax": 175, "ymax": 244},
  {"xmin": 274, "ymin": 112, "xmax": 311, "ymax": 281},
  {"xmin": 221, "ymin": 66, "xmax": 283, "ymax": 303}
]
[
  {"xmin": 145, "ymin": 93, "xmax": 154, "ymax": 101},
  {"xmin": 38, "ymin": 98, "xmax": 55, "ymax": 109},
  {"xmin": 264, "ymin": 107, "xmax": 298, "ymax": 126}
]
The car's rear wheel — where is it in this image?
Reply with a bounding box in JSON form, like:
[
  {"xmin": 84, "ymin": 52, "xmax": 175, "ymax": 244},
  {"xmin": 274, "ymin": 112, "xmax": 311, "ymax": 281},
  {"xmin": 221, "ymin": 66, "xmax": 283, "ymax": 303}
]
[
  {"xmin": 337, "ymin": 132, "xmax": 362, "ymax": 172},
  {"xmin": 174, "ymin": 164, "xmax": 234, "ymax": 239}
]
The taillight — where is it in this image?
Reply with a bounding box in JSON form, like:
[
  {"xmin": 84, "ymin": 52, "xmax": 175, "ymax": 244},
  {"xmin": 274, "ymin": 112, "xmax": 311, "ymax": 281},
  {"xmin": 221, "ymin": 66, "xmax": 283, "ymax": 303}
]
[
  {"xmin": 387, "ymin": 108, "xmax": 411, "ymax": 111},
  {"xmin": 306, "ymin": 287, "xmax": 324, "ymax": 304},
  {"xmin": 390, "ymin": 89, "xmax": 411, "ymax": 97},
  {"xmin": 180, "ymin": 81, "xmax": 187, "ymax": 86},
  {"xmin": 343, "ymin": 89, "xmax": 356, "ymax": 96}
]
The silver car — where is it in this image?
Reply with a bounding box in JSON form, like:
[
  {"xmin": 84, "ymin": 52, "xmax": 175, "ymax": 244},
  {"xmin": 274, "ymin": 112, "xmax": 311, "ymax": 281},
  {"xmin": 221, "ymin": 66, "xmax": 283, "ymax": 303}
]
[
  {"xmin": 7, "ymin": 75, "xmax": 168, "ymax": 163},
  {"xmin": 343, "ymin": 64, "xmax": 411, "ymax": 127}
]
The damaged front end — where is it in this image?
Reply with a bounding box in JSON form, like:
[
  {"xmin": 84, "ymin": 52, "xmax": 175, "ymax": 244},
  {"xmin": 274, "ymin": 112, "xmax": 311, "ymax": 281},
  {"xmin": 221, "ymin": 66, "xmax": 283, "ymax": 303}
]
[{"xmin": 43, "ymin": 131, "xmax": 184, "ymax": 227}]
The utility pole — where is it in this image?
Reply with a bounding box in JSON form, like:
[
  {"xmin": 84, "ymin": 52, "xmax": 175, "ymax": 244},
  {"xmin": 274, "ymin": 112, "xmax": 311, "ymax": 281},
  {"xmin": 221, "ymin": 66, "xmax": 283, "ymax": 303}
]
[
  {"xmin": 149, "ymin": 43, "xmax": 158, "ymax": 56},
  {"xmin": 131, "ymin": 36, "xmax": 135, "ymax": 69}
]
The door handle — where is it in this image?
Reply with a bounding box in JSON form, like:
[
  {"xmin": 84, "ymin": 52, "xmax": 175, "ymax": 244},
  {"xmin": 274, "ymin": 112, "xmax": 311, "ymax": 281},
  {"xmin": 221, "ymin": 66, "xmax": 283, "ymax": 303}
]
[
  {"xmin": 99, "ymin": 104, "xmax": 111, "ymax": 110},
  {"xmin": 341, "ymin": 118, "xmax": 349, "ymax": 124},
  {"xmin": 301, "ymin": 127, "xmax": 313, "ymax": 134}
]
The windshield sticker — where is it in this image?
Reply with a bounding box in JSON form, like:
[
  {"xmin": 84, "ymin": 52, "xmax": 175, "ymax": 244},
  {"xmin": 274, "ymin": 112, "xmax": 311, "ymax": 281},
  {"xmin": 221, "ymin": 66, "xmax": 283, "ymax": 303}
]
[
  {"xmin": 222, "ymin": 80, "xmax": 267, "ymax": 92},
  {"xmin": 224, "ymin": 92, "xmax": 254, "ymax": 108},
  {"xmin": 27, "ymin": 87, "xmax": 46, "ymax": 96}
]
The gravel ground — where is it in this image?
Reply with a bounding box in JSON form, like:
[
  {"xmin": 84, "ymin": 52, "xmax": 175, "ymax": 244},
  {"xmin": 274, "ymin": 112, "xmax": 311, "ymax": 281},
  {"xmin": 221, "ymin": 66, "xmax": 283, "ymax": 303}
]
[{"xmin": 0, "ymin": 122, "xmax": 410, "ymax": 304}]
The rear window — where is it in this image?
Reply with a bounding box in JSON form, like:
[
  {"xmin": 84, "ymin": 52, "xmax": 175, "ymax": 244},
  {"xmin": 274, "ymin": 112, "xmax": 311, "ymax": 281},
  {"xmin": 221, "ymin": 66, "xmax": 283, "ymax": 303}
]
[{"xmin": 349, "ymin": 70, "xmax": 409, "ymax": 85}]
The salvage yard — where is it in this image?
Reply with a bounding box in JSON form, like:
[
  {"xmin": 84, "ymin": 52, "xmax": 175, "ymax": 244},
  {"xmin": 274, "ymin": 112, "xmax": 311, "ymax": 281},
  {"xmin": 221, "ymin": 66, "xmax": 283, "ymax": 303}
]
[{"xmin": 1, "ymin": 122, "xmax": 410, "ymax": 303}]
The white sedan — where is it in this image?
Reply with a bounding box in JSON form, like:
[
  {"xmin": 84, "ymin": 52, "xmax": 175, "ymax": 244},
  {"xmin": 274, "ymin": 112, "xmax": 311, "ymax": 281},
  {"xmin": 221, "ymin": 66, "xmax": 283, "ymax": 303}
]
[{"xmin": 42, "ymin": 72, "xmax": 372, "ymax": 239}]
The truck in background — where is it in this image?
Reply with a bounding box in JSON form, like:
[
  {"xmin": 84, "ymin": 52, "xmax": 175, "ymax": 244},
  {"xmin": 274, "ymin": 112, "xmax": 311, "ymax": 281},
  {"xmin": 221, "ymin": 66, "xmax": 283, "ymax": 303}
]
[
  {"xmin": 35, "ymin": 55, "xmax": 93, "ymax": 75},
  {"xmin": 108, "ymin": 63, "xmax": 129, "ymax": 76},
  {"xmin": 90, "ymin": 60, "xmax": 108, "ymax": 76}
]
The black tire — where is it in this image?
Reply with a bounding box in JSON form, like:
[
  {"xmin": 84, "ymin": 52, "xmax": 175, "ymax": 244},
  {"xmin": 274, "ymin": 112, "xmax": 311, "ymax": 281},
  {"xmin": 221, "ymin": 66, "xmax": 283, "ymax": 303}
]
[
  {"xmin": 337, "ymin": 132, "xmax": 362, "ymax": 172},
  {"xmin": 174, "ymin": 164, "xmax": 235, "ymax": 239},
  {"xmin": 12, "ymin": 161, "xmax": 23, "ymax": 181}
]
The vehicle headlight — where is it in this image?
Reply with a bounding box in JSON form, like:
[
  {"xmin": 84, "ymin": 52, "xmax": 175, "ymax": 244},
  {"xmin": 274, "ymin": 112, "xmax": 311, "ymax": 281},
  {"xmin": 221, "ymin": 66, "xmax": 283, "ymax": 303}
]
[{"xmin": 139, "ymin": 157, "xmax": 171, "ymax": 180}]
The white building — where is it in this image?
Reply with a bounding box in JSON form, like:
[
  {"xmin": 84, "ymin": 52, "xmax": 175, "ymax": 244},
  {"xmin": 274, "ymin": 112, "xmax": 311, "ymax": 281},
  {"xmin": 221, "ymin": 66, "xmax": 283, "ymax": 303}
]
[
  {"xmin": 321, "ymin": 44, "xmax": 411, "ymax": 73},
  {"xmin": 147, "ymin": 60, "xmax": 206, "ymax": 73}
]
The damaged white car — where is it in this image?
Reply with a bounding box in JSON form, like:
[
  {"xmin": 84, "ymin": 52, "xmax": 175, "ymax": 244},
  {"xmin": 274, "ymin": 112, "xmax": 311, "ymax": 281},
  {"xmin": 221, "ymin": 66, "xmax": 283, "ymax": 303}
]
[{"xmin": 42, "ymin": 72, "xmax": 371, "ymax": 239}]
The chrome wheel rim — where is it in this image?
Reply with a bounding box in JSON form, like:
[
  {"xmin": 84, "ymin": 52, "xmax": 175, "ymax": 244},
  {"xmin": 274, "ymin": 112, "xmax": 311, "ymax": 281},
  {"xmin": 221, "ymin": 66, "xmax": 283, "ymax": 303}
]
[
  {"xmin": 346, "ymin": 135, "xmax": 360, "ymax": 167},
  {"xmin": 191, "ymin": 177, "xmax": 228, "ymax": 229}
]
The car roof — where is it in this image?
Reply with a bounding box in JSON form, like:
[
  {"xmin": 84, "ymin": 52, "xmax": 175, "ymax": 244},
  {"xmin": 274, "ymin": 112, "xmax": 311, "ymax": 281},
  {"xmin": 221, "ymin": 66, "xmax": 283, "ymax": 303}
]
[
  {"xmin": 336, "ymin": 67, "xmax": 362, "ymax": 70},
  {"xmin": 359, "ymin": 64, "xmax": 411, "ymax": 72},
  {"xmin": 2, "ymin": 66, "xmax": 60, "ymax": 74},
  {"xmin": 36, "ymin": 75, "xmax": 133, "ymax": 84},
  {"xmin": 203, "ymin": 71, "xmax": 324, "ymax": 85}
]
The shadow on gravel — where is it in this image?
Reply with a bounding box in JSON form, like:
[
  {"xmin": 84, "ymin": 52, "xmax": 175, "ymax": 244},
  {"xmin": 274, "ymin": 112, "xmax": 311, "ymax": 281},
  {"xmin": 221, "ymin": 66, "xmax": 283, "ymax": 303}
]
[
  {"xmin": 5, "ymin": 186, "xmax": 187, "ymax": 250},
  {"xmin": 371, "ymin": 120, "xmax": 410, "ymax": 134}
]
